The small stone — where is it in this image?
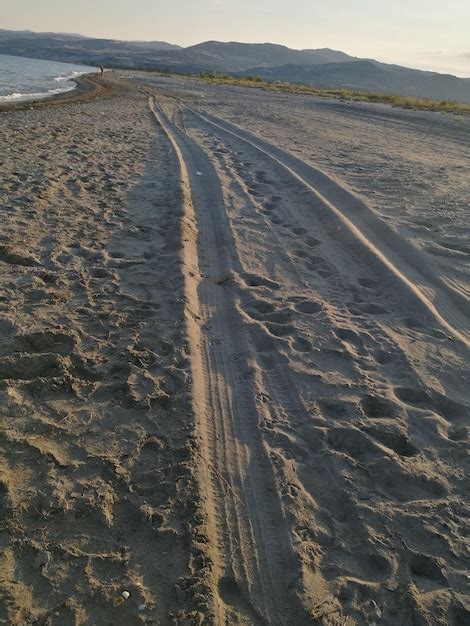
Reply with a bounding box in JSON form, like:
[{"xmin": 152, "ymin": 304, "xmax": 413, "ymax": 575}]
[{"xmin": 370, "ymin": 600, "xmax": 382, "ymax": 618}]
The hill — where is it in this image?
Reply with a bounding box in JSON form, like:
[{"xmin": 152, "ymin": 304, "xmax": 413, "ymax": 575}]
[
  {"xmin": 185, "ymin": 41, "xmax": 357, "ymax": 70},
  {"xmin": 0, "ymin": 29, "xmax": 181, "ymax": 67},
  {"xmin": 1, "ymin": 31, "xmax": 468, "ymax": 103},
  {"xmin": 241, "ymin": 60, "xmax": 470, "ymax": 102}
]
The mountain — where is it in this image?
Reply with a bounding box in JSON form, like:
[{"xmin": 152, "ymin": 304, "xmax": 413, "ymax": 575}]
[
  {"xmin": 303, "ymin": 48, "xmax": 358, "ymax": 63},
  {"xmin": 0, "ymin": 32, "xmax": 353, "ymax": 72},
  {"xmin": 239, "ymin": 60, "xmax": 470, "ymax": 102},
  {"xmin": 1, "ymin": 30, "xmax": 469, "ymax": 103},
  {"xmin": 185, "ymin": 41, "xmax": 357, "ymax": 71},
  {"xmin": 0, "ymin": 29, "xmax": 181, "ymax": 67}
]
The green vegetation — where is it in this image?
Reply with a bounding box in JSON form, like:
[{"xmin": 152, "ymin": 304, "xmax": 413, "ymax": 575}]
[{"xmin": 195, "ymin": 72, "xmax": 470, "ymax": 114}]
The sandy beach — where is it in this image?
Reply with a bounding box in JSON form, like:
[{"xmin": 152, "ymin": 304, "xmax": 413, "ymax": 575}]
[{"xmin": 0, "ymin": 73, "xmax": 469, "ymax": 625}]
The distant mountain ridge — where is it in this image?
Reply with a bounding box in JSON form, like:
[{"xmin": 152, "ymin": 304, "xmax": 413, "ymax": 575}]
[
  {"xmin": 1, "ymin": 30, "xmax": 469, "ymax": 102},
  {"xmin": 185, "ymin": 41, "xmax": 358, "ymax": 69},
  {"xmin": 0, "ymin": 29, "xmax": 181, "ymax": 62},
  {"xmin": 245, "ymin": 60, "xmax": 470, "ymax": 102}
]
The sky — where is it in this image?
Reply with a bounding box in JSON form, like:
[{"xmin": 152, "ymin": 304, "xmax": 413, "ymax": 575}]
[{"xmin": 2, "ymin": 0, "xmax": 470, "ymax": 77}]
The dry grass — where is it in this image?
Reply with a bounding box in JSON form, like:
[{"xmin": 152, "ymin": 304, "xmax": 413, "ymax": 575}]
[{"xmin": 195, "ymin": 73, "xmax": 470, "ymax": 115}]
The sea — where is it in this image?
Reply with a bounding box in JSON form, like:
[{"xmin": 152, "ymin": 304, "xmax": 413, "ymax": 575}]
[{"xmin": 0, "ymin": 54, "xmax": 97, "ymax": 102}]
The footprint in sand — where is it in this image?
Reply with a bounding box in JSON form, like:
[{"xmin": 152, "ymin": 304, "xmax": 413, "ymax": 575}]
[
  {"xmin": 394, "ymin": 387, "xmax": 468, "ymax": 421},
  {"xmin": 362, "ymin": 421, "xmax": 417, "ymax": 457},
  {"xmin": 335, "ymin": 327, "xmax": 364, "ymax": 349},
  {"xmin": 358, "ymin": 277, "xmax": 379, "ymax": 290},
  {"xmin": 0, "ymin": 353, "xmax": 64, "ymax": 381},
  {"xmin": 290, "ymin": 335, "xmax": 312, "ymax": 353},
  {"xmin": 361, "ymin": 394, "xmax": 398, "ymax": 419},
  {"xmin": 294, "ymin": 300, "xmax": 322, "ymax": 314},
  {"xmin": 292, "ymin": 248, "xmax": 309, "ymax": 259},
  {"xmin": 305, "ymin": 236, "xmax": 321, "ymax": 248},
  {"xmin": 241, "ymin": 300, "xmax": 292, "ymax": 324},
  {"xmin": 360, "ymin": 303, "xmax": 387, "ymax": 315},
  {"xmin": 243, "ymin": 273, "xmax": 280, "ymax": 290},
  {"xmin": 265, "ymin": 321, "xmax": 295, "ymax": 338},
  {"xmin": 8, "ymin": 330, "xmax": 75, "ymax": 356},
  {"xmin": 218, "ymin": 577, "xmax": 268, "ymax": 625},
  {"xmin": 291, "ymin": 226, "xmax": 308, "ymax": 236},
  {"xmin": 0, "ymin": 244, "xmax": 39, "ymax": 267},
  {"xmin": 328, "ymin": 426, "xmax": 378, "ymax": 459},
  {"xmin": 409, "ymin": 553, "xmax": 447, "ymax": 590},
  {"xmin": 373, "ymin": 348, "xmax": 394, "ymax": 364},
  {"xmin": 319, "ymin": 398, "xmax": 355, "ymax": 420},
  {"xmin": 304, "ymin": 256, "xmax": 326, "ymax": 272}
]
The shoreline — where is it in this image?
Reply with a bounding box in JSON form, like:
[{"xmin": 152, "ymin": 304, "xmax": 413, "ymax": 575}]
[
  {"xmin": 2, "ymin": 67, "xmax": 468, "ymax": 115},
  {"xmin": 0, "ymin": 73, "xmax": 116, "ymax": 112}
]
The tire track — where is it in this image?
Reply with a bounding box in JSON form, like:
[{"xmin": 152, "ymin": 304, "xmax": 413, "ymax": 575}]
[
  {"xmin": 149, "ymin": 97, "xmax": 312, "ymax": 625},
  {"xmin": 182, "ymin": 105, "xmax": 469, "ymax": 347}
]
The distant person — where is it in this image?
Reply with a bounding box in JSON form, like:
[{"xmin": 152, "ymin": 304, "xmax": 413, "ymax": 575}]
[{"xmin": 100, "ymin": 65, "xmax": 104, "ymax": 77}]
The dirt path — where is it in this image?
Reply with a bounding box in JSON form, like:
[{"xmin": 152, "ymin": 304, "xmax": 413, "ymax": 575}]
[{"xmin": 150, "ymin": 91, "xmax": 469, "ymax": 625}]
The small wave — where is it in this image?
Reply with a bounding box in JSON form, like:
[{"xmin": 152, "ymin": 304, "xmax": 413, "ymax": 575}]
[
  {"xmin": 0, "ymin": 84, "xmax": 76, "ymax": 102},
  {"xmin": 54, "ymin": 70, "xmax": 83, "ymax": 82}
]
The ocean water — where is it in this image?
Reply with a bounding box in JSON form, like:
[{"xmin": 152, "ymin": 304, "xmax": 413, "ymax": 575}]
[{"xmin": 0, "ymin": 54, "xmax": 97, "ymax": 102}]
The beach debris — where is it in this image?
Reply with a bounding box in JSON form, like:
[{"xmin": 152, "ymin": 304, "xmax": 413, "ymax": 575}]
[
  {"xmin": 113, "ymin": 590, "xmax": 130, "ymax": 606},
  {"xmin": 196, "ymin": 171, "xmax": 203, "ymax": 176},
  {"xmin": 370, "ymin": 600, "xmax": 382, "ymax": 620},
  {"xmin": 138, "ymin": 604, "xmax": 147, "ymax": 611}
]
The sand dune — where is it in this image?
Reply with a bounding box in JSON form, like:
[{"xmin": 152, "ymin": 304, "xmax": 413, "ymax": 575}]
[{"xmin": 0, "ymin": 74, "xmax": 469, "ymax": 624}]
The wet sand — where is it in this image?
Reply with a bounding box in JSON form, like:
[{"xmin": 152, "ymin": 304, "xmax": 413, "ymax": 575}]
[{"xmin": 0, "ymin": 73, "xmax": 469, "ymax": 625}]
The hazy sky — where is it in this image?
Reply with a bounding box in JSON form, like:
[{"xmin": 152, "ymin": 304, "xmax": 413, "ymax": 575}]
[{"xmin": 3, "ymin": 0, "xmax": 470, "ymax": 76}]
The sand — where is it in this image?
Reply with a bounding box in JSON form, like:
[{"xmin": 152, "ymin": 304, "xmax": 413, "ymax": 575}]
[
  {"xmin": 0, "ymin": 81, "xmax": 206, "ymax": 624},
  {"xmin": 0, "ymin": 73, "xmax": 469, "ymax": 625}
]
